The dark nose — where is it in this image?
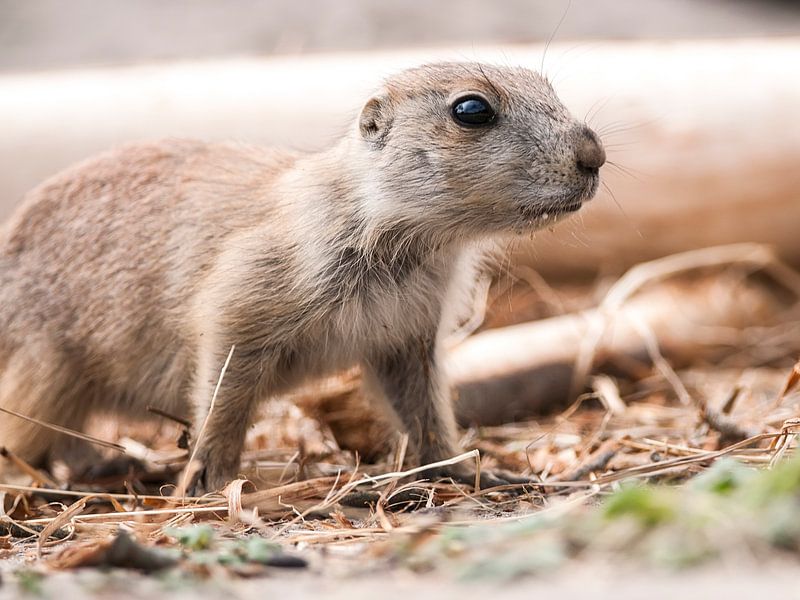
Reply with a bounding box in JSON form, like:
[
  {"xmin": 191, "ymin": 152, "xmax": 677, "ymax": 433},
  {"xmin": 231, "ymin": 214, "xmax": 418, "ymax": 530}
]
[{"xmin": 576, "ymin": 127, "xmax": 606, "ymax": 172}]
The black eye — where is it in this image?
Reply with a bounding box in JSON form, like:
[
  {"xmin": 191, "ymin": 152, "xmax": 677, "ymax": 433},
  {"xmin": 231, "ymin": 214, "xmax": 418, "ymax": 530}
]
[{"xmin": 451, "ymin": 95, "xmax": 496, "ymax": 127}]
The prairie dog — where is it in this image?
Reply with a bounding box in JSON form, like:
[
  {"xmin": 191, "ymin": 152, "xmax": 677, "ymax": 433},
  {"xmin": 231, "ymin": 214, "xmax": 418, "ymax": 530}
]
[{"xmin": 0, "ymin": 62, "xmax": 604, "ymax": 492}]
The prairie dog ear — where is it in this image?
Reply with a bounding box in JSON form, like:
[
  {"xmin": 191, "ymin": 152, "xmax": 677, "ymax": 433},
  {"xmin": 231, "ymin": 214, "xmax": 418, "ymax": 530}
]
[{"xmin": 358, "ymin": 92, "xmax": 393, "ymax": 144}]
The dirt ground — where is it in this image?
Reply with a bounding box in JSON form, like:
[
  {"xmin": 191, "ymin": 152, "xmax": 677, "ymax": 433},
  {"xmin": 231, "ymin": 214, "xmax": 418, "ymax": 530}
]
[{"xmin": 2, "ymin": 563, "xmax": 799, "ymax": 600}]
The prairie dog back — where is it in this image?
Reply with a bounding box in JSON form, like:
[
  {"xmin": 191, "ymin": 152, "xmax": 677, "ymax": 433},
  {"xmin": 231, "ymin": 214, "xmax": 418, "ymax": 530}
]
[{"xmin": 0, "ymin": 63, "xmax": 604, "ymax": 491}]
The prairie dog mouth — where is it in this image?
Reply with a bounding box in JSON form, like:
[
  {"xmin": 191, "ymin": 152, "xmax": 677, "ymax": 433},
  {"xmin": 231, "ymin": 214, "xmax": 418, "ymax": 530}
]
[
  {"xmin": 518, "ymin": 198, "xmax": 585, "ymax": 223},
  {"xmin": 550, "ymin": 201, "xmax": 583, "ymax": 215},
  {"xmin": 515, "ymin": 175, "xmax": 598, "ymax": 226}
]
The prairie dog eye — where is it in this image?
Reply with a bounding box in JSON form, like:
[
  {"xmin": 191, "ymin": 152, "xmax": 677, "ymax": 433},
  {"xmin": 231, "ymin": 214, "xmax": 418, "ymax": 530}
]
[{"xmin": 451, "ymin": 94, "xmax": 496, "ymax": 127}]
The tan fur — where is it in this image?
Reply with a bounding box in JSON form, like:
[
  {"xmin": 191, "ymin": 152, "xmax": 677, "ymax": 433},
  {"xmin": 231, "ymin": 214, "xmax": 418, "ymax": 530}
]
[{"xmin": 0, "ymin": 63, "xmax": 603, "ymax": 491}]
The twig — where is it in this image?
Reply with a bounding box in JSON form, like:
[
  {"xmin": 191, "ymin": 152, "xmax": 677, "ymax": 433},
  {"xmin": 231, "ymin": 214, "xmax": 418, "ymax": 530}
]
[
  {"xmin": 558, "ymin": 439, "xmax": 619, "ymax": 482},
  {"xmin": 631, "ymin": 317, "xmax": 694, "ymax": 406},
  {"xmin": 0, "ymin": 406, "xmax": 125, "ymax": 453},
  {"xmin": 22, "ymin": 504, "xmax": 229, "ymax": 525},
  {"xmin": 590, "ymin": 432, "xmax": 783, "ymax": 485},
  {"xmin": 570, "ymin": 243, "xmax": 793, "ymax": 399},
  {"xmin": 0, "ymin": 483, "xmax": 213, "ymax": 504},
  {"xmin": 179, "ymin": 344, "xmax": 235, "ymax": 496},
  {"xmin": 146, "ymin": 406, "xmax": 192, "ymax": 429},
  {"xmin": 703, "ymin": 408, "xmax": 761, "ymax": 444},
  {"xmin": 37, "ymin": 496, "xmax": 89, "ymax": 554},
  {"xmin": 355, "ymin": 450, "xmax": 481, "ymax": 487},
  {"xmin": 0, "ymin": 447, "xmax": 58, "ymax": 487},
  {"xmin": 720, "ymin": 386, "xmax": 743, "ymax": 414}
]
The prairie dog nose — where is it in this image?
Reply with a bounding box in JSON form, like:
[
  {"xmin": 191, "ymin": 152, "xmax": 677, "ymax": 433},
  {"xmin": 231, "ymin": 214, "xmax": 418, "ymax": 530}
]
[{"xmin": 576, "ymin": 127, "xmax": 606, "ymax": 172}]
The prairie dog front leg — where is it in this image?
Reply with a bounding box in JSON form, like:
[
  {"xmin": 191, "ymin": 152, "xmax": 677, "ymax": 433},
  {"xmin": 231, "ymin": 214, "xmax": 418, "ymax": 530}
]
[
  {"xmin": 184, "ymin": 337, "xmax": 264, "ymax": 494},
  {"xmin": 363, "ymin": 336, "xmax": 461, "ymax": 468}
]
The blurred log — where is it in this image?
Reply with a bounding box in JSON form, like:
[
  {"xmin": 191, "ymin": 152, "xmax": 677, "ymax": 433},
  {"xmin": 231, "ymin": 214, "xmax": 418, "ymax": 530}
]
[
  {"xmin": 451, "ymin": 271, "xmax": 788, "ymax": 425},
  {"xmin": 2, "ymin": 40, "xmax": 800, "ymax": 275}
]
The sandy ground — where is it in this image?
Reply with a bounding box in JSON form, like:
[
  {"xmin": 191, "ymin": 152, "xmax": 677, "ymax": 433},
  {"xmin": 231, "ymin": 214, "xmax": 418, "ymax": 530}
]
[{"xmin": 2, "ymin": 562, "xmax": 799, "ymax": 600}]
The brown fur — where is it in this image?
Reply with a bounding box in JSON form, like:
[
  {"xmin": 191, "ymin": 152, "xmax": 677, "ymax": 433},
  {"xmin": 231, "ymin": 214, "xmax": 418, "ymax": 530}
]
[{"xmin": 0, "ymin": 63, "xmax": 603, "ymax": 491}]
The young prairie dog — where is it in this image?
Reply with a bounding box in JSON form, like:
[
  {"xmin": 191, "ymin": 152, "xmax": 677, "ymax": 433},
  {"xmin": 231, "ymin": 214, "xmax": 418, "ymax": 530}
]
[{"xmin": 0, "ymin": 62, "xmax": 604, "ymax": 492}]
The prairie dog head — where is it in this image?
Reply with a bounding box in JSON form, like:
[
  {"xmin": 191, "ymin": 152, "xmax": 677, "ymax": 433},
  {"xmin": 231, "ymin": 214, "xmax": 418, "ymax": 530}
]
[{"xmin": 353, "ymin": 62, "xmax": 604, "ymax": 239}]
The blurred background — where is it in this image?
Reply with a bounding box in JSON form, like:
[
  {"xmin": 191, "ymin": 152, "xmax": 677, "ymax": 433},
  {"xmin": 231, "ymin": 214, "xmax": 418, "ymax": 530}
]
[
  {"xmin": 2, "ymin": 0, "xmax": 800, "ymax": 279},
  {"xmin": 3, "ymin": 0, "xmax": 800, "ymax": 70}
]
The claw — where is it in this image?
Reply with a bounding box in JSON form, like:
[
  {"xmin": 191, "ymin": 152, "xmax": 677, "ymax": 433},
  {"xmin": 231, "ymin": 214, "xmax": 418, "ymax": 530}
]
[{"xmin": 175, "ymin": 459, "xmax": 207, "ymax": 497}]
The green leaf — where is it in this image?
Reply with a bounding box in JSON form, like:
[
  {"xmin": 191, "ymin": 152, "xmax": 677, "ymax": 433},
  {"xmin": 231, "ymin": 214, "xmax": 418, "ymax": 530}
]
[
  {"xmin": 165, "ymin": 525, "xmax": 215, "ymax": 551},
  {"xmin": 690, "ymin": 458, "xmax": 756, "ymax": 495},
  {"xmin": 242, "ymin": 537, "xmax": 281, "ymax": 563},
  {"xmin": 603, "ymin": 485, "xmax": 677, "ymax": 527}
]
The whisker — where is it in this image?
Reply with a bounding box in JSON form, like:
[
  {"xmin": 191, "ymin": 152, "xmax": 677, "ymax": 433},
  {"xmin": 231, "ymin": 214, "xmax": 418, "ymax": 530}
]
[
  {"xmin": 585, "ymin": 95, "xmax": 615, "ymax": 126},
  {"xmin": 541, "ymin": 0, "xmax": 572, "ymax": 76},
  {"xmin": 599, "ymin": 180, "xmax": 643, "ymax": 239},
  {"xmin": 605, "ymin": 160, "xmax": 642, "ymax": 181},
  {"xmin": 596, "ymin": 117, "xmax": 661, "ymax": 138}
]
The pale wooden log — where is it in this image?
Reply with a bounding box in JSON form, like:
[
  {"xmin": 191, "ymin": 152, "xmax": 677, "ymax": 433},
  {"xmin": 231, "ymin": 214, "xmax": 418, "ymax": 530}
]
[
  {"xmin": 1, "ymin": 40, "xmax": 800, "ymax": 275},
  {"xmin": 450, "ymin": 273, "xmax": 788, "ymax": 425}
]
